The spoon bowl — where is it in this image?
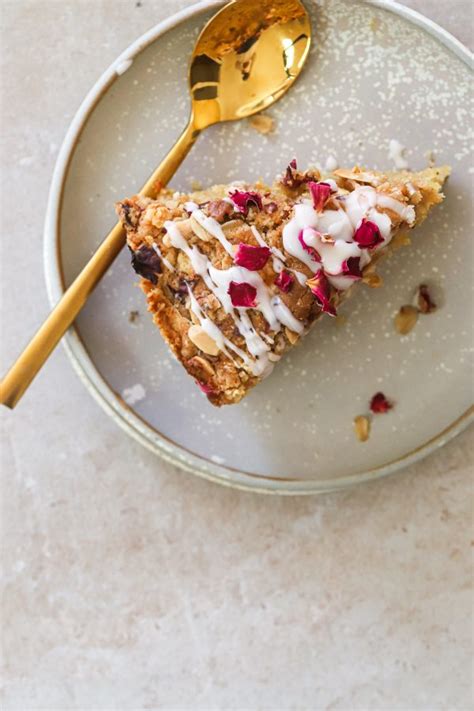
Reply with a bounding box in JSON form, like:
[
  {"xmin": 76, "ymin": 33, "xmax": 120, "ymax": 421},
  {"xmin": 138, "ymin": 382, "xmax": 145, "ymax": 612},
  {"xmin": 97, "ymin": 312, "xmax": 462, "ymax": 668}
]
[{"xmin": 190, "ymin": 0, "xmax": 311, "ymax": 129}]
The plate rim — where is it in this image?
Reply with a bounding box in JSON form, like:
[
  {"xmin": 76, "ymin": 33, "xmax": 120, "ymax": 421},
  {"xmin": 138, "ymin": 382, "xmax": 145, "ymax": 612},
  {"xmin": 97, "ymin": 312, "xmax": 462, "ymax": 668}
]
[{"xmin": 44, "ymin": 0, "xmax": 474, "ymax": 495}]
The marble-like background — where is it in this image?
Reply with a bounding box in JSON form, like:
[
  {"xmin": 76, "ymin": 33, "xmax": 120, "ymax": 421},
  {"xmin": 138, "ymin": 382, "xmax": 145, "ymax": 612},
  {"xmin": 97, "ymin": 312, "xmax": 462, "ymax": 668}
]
[{"xmin": 1, "ymin": 1, "xmax": 472, "ymax": 709}]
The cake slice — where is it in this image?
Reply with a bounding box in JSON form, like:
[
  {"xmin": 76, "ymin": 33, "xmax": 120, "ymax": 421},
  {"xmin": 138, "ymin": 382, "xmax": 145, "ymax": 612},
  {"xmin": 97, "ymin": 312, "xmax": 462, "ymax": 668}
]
[{"xmin": 117, "ymin": 162, "xmax": 449, "ymax": 406}]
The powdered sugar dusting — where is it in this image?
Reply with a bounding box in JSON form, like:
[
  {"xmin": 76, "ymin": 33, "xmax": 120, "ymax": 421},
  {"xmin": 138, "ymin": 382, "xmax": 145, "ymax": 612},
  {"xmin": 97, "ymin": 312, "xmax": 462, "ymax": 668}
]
[{"xmin": 60, "ymin": 0, "xmax": 473, "ymax": 482}]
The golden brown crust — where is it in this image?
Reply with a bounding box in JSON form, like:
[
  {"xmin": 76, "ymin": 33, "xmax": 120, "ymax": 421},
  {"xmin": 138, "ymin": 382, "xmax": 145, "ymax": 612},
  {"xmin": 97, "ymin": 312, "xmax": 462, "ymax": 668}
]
[{"xmin": 117, "ymin": 165, "xmax": 449, "ymax": 406}]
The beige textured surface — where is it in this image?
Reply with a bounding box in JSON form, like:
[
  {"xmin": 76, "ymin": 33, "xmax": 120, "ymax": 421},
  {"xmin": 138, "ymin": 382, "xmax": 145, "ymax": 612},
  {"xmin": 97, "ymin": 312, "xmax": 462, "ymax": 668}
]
[{"xmin": 1, "ymin": 1, "xmax": 473, "ymax": 709}]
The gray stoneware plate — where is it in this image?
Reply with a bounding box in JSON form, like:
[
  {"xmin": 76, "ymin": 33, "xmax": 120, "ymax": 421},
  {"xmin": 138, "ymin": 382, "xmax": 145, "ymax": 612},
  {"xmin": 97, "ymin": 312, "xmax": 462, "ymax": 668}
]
[{"xmin": 44, "ymin": 0, "xmax": 473, "ymax": 494}]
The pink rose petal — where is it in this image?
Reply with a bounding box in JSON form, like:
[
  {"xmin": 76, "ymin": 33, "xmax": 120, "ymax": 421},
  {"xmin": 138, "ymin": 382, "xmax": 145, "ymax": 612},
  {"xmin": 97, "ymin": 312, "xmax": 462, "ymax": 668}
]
[
  {"xmin": 195, "ymin": 380, "xmax": 214, "ymax": 395},
  {"xmin": 228, "ymin": 281, "xmax": 258, "ymax": 308},
  {"xmin": 353, "ymin": 219, "xmax": 384, "ymax": 249},
  {"xmin": 308, "ymin": 181, "xmax": 332, "ymax": 212},
  {"xmin": 274, "ymin": 270, "xmax": 294, "ymax": 293},
  {"xmin": 370, "ymin": 392, "xmax": 393, "ymax": 414},
  {"xmin": 229, "ymin": 190, "xmax": 262, "ymax": 216},
  {"xmin": 341, "ymin": 256, "xmax": 362, "ymax": 279},
  {"xmin": 234, "ymin": 243, "xmax": 271, "ymax": 271},
  {"xmin": 306, "ymin": 270, "xmax": 337, "ymax": 316},
  {"xmin": 298, "ymin": 228, "xmax": 322, "ymax": 262}
]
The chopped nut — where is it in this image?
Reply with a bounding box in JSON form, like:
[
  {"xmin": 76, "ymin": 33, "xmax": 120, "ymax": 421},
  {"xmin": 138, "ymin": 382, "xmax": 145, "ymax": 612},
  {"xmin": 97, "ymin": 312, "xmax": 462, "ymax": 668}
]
[
  {"xmin": 128, "ymin": 310, "xmax": 140, "ymax": 324},
  {"xmin": 187, "ymin": 325, "xmax": 220, "ymax": 355},
  {"xmin": 207, "ymin": 199, "xmax": 234, "ymax": 223},
  {"xmin": 248, "ymin": 114, "xmax": 276, "ymax": 135},
  {"xmin": 176, "ymin": 251, "xmax": 193, "ymax": 274},
  {"xmin": 354, "ymin": 415, "xmax": 370, "ymax": 442},
  {"xmin": 285, "ymin": 327, "xmax": 300, "ymax": 345},
  {"xmin": 394, "ymin": 305, "xmax": 418, "ymax": 335},
  {"xmin": 190, "ymin": 310, "xmax": 200, "ymax": 325},
  {"xmin": 362, "ymin": 273, "xmax": 383, "ymax": 288}
]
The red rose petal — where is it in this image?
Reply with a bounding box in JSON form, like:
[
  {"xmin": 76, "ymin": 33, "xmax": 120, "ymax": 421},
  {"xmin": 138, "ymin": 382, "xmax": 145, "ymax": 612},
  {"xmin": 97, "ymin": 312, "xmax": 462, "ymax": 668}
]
[
  {"xmin": 306, "ymin": 270, "xmax": 337, "ymax": 316},
  {"xmin": 195, "ymin": 380, "xmax": 214, "ymax": 395},
  {"xmin": 229, "ymin": 190, "xmax": 262, "ymax": 216},
  {"xmin": 341, "ymin": 256, "xmax": 362, "ymax": 279},
  {"xmin": 234, "ymin": 243, "xmax": 271, "ymax": 271},
  {"xmin": 353, "ymin": 219, "xmax": 384, "ymax": 249},
  {"xmin": 370, "ymin": 392, "xmax": 393, "ymax": 414},
  {"xmin": 308, "ymin": 181, "xmax": 332, "ymax": 212},
  {"xmin": 298, "ymin": 228, "xmax": 322, "ymax": 262},
  {"xmin": 228, "ymin": 281, "xmax": 258, "ymax": 308},
  {"xmin": 274, "ymin": 270, "xmax": 294, "ymax": 293}
]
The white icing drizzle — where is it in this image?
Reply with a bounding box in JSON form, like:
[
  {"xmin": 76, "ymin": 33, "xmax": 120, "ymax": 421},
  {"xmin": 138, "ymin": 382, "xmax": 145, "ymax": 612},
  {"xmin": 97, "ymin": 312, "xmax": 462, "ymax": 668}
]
[
  {"xmin": 250, "ymin": 225, "xmax": 307, "ymax": 285},
  {"xmin": 152, "ymin": 243, "xmax": 174, "ymax": 271},
  {"xmin": 165, "ymin": 219, "xmax": 296, "ymax": 377},
  {"xmin": 283, "ymin": 185, "xmax": 415, "ymax": 291},
  {"xmin": 183, "ymin": 201, "xmax": 199, "ymax": 213},
  {"xmin": 192, "ymin": 209, "xmax": 235, "ymax": 256}
]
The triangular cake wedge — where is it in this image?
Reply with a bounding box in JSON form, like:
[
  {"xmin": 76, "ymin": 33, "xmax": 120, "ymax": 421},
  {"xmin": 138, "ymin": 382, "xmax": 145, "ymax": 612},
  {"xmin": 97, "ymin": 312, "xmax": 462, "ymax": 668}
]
[{"xmin": 117, "ymin": 162, "xmax": 450, "ymax": 405}]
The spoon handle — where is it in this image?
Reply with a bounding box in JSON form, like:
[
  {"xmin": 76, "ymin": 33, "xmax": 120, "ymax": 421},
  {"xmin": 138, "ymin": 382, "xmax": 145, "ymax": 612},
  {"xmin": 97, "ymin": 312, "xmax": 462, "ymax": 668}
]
[{"xmin": 1, "ymin": 118, "xmax": 200, "ymax": 409}]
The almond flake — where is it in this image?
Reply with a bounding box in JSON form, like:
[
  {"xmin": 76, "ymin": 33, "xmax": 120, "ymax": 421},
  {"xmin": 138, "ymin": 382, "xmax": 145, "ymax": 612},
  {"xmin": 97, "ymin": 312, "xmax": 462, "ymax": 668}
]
[
  {"xmin": 188, "ymin": 325, "xmax": 220, "ymax": 355},
  {"xmin": 394, "ymin": 305, "xmax": 418, "ymax": 335},
  {"xmin": 354, "ymin": 415, "xmax": 370, "ymax": 442}
]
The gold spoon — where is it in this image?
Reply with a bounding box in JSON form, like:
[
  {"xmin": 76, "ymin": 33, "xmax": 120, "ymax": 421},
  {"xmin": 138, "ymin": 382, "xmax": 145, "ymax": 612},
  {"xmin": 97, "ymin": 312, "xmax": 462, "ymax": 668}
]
[{"xmin": 1, "ymin": 0, "xmax": 311, "ymax": 408}]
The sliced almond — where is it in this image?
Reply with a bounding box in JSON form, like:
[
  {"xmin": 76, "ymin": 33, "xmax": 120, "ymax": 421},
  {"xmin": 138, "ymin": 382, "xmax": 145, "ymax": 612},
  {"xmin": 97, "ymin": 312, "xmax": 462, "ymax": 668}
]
[
  {"xmin": 394, "ymin": 305, "xmax": 418, "ymax": 335},
  {"xmin": 333, "ymin": 168, "xmax": 383, "ymax": 186},
  {"xmin": 285, "ymin": 327, "xmax": 300, "ymax": 345},
  {"xmin": 187, "ymin": 355, "xmax": 215, "ymax": 376},
  {"xmin": 190, "ymin": 215, "xmax": 212, "ymax": 242},
  {"xmin": 190, "ymin": 310, "xmax": 200, "ymax": 325},
  {"xmin": 354, "ymin": 415, "xmax": 370, "ymax": 442},
  {"xmin": 187, "ymin": 325, "xmax": 220, "ymax": 356}
]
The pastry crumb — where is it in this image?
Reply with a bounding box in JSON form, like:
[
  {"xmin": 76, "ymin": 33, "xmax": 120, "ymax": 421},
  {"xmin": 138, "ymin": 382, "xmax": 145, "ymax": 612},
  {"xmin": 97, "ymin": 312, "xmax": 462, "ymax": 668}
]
[
  {"xmin": 248, "ymin": 114, "xmax": 276, "ymax": 135},
  {"xmin": 394, "ymin": 305, "xmax": 418, "ymax": 335}
]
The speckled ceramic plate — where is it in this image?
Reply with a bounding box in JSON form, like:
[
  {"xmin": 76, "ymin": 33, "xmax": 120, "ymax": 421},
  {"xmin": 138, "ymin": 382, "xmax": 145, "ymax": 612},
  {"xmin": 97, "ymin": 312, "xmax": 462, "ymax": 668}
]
[{"xmin": 44, "ymin": 0, "xmax": 473, "ymax": 493}]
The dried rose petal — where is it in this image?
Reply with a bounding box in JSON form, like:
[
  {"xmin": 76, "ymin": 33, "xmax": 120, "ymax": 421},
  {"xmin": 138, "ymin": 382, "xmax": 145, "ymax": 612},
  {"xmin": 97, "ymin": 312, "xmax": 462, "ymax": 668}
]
[
  {"xmin": 341, "ymin": 256, "xmax": 362, "ymax": 279},
  {"xmin": 370, "ymin": 392, "xmax": 393, "ymax": 414},
  {"xmin": 417, "ymin": 284, "xmax": 437, "ymax": 313},
  {"xmin": 229, "ymin": 190, "xmax": 263, "ymax": 216},
  {"xmin": 228, "ymin": 281, "xmax": 258, "ymax": 308},
  {"xmin": 308, "ymin": 181, "xmax": 332, "ymax": 212},
  {"xmin": 274, "ymin": 270, "xmax": 294, "ymax": 292},
  {"xmin": 195, "ymin": 380, "xmax": 215, "ymax": 395},
  {"xmin": 130, "ymin": 246, "xmax": 162, "ymax": 284},
  {"xmin": 306, "ymin": 270, "xmax": 337, "ymax": 316},
  {"xmin": 353, "ymin": 219, "xmax": 384, "ymax": 249},
  {"xmin": 298, "ymin": 228, "xmax": 322, "ymax": 262},
  {"xmin": 281, "ymin": 158, "xmax": 306, "ymax": 189},
  {"xmin": 234, "ymin": 243, "xmax": 271, "ymax": 270}
]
